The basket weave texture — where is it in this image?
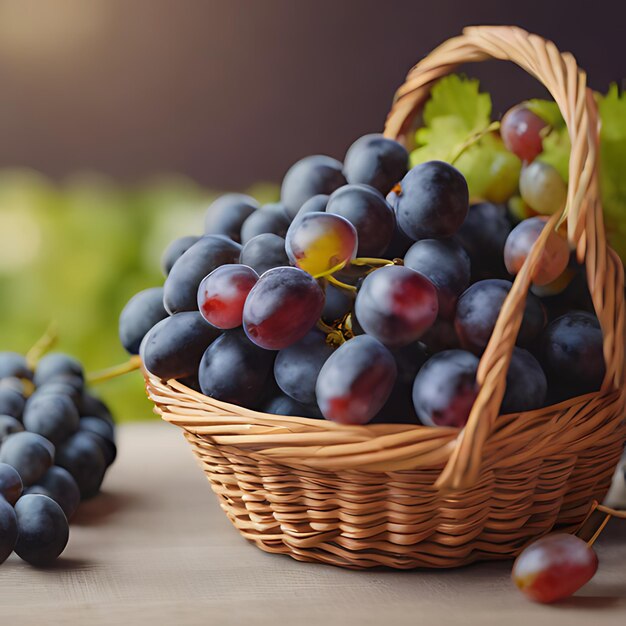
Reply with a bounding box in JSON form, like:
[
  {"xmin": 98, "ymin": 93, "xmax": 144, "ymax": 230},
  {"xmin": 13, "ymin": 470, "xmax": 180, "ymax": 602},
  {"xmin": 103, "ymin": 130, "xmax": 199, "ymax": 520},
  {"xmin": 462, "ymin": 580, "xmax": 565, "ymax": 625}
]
[{"xmin": 146, "ymin": 25, "xmax": 626, "ymax": 569}]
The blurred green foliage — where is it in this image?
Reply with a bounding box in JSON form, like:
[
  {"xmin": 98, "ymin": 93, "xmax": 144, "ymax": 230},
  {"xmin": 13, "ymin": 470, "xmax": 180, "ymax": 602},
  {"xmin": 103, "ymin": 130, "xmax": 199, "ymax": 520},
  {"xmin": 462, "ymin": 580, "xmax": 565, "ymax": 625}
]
[{"xmin": 0, "ymin": 170, "xmax": 278, "ymax": 422}]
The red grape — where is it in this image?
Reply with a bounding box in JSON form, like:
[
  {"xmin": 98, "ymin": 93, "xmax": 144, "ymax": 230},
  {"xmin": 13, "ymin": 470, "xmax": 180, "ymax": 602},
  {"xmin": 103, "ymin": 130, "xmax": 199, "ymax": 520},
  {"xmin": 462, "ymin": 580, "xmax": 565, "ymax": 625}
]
[
  {"xmin": 501, "ymin": 104, "xmax": 547, "ymax": 163},
  {"xmin": 354, "ymin": 265, "xmax": 439, "ymax": 347},
  {"xmin": 285, "ymin": 211, "xmax": 358, "ymax": 278},
  {"xmin": 316, "ymin": 335, "xmax": 397, "ymax": 424},
  {"xmin": 197, "ymin": 264, "xmax": 259, "ymax": 329},
  {"xmin": 512, "ymin": 533, "xmax": 598, "ymax": 603},
  {"xmin": 243, "ymin": 266, "xmax": 325, "ymax": 350},
  {"xmin": 504, "ymin": 217, "xmax": 570, "ymax": 286}
]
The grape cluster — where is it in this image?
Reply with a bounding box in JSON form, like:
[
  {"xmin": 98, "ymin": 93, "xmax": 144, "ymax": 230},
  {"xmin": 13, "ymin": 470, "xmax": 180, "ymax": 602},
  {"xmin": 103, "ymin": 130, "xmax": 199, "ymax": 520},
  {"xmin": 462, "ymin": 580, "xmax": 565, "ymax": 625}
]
[
  {"xmin": 0, "ymin": 351, "xmax": 116, "ymax": 566},
  {"xmin": 120, "ymin": 122, "xmax": 603, "ymax": 430}
]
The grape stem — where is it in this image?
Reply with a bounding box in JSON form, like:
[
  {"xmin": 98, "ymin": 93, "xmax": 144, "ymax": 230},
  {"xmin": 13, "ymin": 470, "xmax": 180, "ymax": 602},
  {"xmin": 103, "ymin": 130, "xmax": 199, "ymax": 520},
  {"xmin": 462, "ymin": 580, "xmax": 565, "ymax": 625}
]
[
  {"xmin": 87, "ymin": 355, "xmax": 142, "ymax": 384},
  {"xmin": 449, "ymin": 120, "xmax": 501, "ymax": 165},
  {"xmin": 351, "ymin": 257, "xmax": 395, "ymax": 268},
  {"xmin": 578, "ymin": 501, "xmax": 626, "ymax": 547},
  {"xmin": 25, "ymin": 322, "xmax": 59, "ymax": 369},
  {"xmin": 326, "ymin": 274, "xmax": 357, "ymax": 293}
]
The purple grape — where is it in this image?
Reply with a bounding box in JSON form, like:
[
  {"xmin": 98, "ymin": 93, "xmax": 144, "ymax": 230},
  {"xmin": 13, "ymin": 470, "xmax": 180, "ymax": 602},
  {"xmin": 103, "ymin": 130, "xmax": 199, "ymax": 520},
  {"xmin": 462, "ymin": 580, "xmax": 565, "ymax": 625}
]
[
  {"xmin": 243, "ymin": 267, "xmax": 325, "ymax": 350},
  {"xmin": 404, "ymin": 238, "xmax": 471, "ymax": 319},
  {"xmin": 316, "ymin": 335, "xmax": 397, "ymax": 424},
  {"xmin": 343, "ymin": 134, "xmax": 408, "ymax": 195},
  {"xmin": 412, "ymin": 350, "xmax": 479, "ymax": 428},
  {"xmin": 204, "ymin": 193, "xmax": 259, "ymax": 242},
  {"xmin": 281, "ymin": 155, "xmax": 347, "ymax": 219},
  {"xmin": 455, "ymin": 279, "xmax": 545, "ymax": 354},
  {"xmin": 391, "ymin": 161, "xmax": 469, "ymax": 239},
  {"xmin": 326, "ymin": 184, "xmax": 395, "ymax": 257}
]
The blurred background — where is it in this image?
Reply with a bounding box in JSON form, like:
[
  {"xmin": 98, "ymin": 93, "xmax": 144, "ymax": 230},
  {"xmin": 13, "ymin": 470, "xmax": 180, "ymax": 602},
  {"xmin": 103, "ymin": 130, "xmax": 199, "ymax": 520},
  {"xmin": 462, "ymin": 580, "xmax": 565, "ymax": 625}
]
[{"xmin": 0, "ymin": 0, "xmax": 624, "ymax": 421}]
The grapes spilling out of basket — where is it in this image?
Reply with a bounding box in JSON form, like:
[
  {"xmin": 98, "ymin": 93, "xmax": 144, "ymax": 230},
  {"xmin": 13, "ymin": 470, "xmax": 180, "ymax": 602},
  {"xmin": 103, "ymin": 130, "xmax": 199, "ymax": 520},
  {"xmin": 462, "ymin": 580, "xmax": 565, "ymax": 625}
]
[
  {"xmin": 120, "ymin": 92, "xmax": 604, "ymax": 430},
  {"xmin": 0, "ymin": 351, "xmax": 117, "ymax": 566}
]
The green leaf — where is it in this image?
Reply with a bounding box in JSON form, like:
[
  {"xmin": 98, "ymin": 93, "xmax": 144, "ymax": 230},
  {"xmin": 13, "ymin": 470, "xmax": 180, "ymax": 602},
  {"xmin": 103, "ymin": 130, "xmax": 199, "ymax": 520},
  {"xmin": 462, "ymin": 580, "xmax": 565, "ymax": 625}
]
[
  {"xmin": 525, "ymin": 99, "xmax": 564, "ymax": 127},
  {"xmin": 538, "ymin": 126, "xmax": 571, "ymax": 182},
  {"xmin": 422, "ymin": 74, "xmax": 492, "ymax": 131}
]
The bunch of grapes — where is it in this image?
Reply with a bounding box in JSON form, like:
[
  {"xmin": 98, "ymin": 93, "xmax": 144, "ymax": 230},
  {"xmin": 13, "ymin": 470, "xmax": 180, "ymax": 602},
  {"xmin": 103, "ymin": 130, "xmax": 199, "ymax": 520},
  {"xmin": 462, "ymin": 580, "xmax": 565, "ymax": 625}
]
[
  {"xmin": 120, "ymin": 123, "xmax": 603, "ymax": 431},
  {"xmin": 0, "ymin": 351, "xmax": 116, "ymax": 566}
]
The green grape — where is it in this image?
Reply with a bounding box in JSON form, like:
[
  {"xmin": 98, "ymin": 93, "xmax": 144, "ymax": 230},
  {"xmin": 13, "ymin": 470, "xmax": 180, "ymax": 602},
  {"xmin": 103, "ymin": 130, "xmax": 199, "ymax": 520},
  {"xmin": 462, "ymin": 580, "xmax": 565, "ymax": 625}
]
[
  {"xmin": 483, "ymin": 149, "xmax": 521, "ymax": 203},
  {"xmin": 519, "ymin": 161, "xmax": 567, "ymax": 215}
]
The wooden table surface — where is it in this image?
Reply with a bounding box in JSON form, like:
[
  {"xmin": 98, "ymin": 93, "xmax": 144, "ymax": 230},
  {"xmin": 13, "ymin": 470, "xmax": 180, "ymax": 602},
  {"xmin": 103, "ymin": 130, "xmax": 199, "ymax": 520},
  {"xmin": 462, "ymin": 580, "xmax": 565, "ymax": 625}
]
[{"xmin": 0, "ymin": 422, "xmax": 624, "ymax": 625}]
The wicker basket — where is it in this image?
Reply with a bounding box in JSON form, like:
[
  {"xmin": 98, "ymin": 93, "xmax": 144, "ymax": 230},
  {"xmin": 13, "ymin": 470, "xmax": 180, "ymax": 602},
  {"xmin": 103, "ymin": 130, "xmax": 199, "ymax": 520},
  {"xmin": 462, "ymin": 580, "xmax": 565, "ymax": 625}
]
[{"xmin": 146, "ymin": 25, "xmax": 626, "ymax": 569}]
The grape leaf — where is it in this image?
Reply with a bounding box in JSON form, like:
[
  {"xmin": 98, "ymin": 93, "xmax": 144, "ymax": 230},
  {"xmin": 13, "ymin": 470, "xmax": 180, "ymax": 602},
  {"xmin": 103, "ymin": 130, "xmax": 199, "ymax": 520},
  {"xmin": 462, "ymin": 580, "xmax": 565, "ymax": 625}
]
[
  {"xmin": 597, "ymin": 85, "xmax": 626, "ymax": 259},
  {"xmin": 410, "ymin": 75, "xmax": 519, "ymax": 199},
  {"xmin": 538, "ymin": 126, "xmax": 570, "ymax": 182}
]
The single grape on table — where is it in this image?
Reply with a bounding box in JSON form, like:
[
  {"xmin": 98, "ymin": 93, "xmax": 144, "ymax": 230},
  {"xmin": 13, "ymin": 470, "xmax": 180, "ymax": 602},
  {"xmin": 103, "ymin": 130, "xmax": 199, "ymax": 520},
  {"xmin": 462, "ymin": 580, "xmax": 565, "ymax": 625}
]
[{"xmin": 512, "ymin": 533, "xmax": 598, "ymax": 603}]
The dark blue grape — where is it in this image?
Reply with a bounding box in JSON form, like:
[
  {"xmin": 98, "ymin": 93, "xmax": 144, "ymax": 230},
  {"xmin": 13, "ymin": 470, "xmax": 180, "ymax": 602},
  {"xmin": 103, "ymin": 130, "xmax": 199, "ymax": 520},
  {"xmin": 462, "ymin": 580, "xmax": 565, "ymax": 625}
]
[
  {"xmin": 77, "ymin": 393, "xmax": 114, "ymax": 424},
  {"xmin": 142, "ymin": 312, "xmax": 220, "ymax": 380},
  {"xmin": 316, "ymin": 335, "xmax": 397, "ymax": 424},
  {"xmin": 239, "ymin": 233, "xmax": 290, "ymax": 275},
  {"xmin": 79, "ymin": 417, "xmax": 116, "ymax": 467},
  {"xmin": 243, "ymin": 267, "xmax": 325, "ymax": 350},
  {"xmin": 262, "ymin": 394, "xmax": 323, "ymax": 419},
  {"xmin": 34, "ymin": 353, "xmax": 84, "ymax": 387},
  {"xmin": 281, "ymin": 155, "xmax": 347, "ymax": 219},
  {"xmin": 372, "ymin": 343, "xmax": 427, "ymax": 424},
  {"xmin": 383, "ymin": 222, "xmax": 413, "ymax": 260},
  {"xmin": 0, "ymin": 462, "xmax": 23, "ymax": 505},
  {"xmin": 0, "ymin": 496, "xmax": 17, "ymax": 565},
  {"xmin": 274, "ymin": 329, "xmax": 335, "ymax": 406},
  {"xmin": 455, "ymin": 279, "xmax": 546, "ymax": 354},
  {"xmin": 343, "ymin": 134, "xmax": 408, "ymax": 195},
  {"xmin": 26, "ymin": 466, "xmax": 81, "ymax": 520},
  {"xmin": 204, "ymin": 193, "xmax": 259, "ymax": 242},
  {"xmin": 294, "ymin": 194, "xmax": 329, "ymax": 221},
  {"xmin": 354, "ymin": 265, "xmax": 438, "ymax": 347},
  {"xmin": 321, "ymin": 282, "xmax": 353, "ymax": 324},
  {"xmin": 326, "ymin": 184, "xmax": 395, "ymax": 257},
  {"xmin": 456, "ymin": 202, "xmax": 512, "ymax": 280},
  {"xmin": 0, "ymin": 431, "xmax": 54, "ymax": 486},
  {"xmin": 391, "ymin": 161, "xmax": 469, "ymax": 239},
  {"xmin": 540, "ymin": 311, "xmax": 605, "ymax": 396},
  {"xmin": 404, "ymin": 238, "xmax": 471, "ymax": 319},
  {"xmin": 23, "ymin": 392, "xmax": 79, "ymax": 445},
  {"xmin": 0, "ymin": 352, "xmax": 32, "ymax": 380},
  {"xmin": 14, "ymin": 494, "xmax": 69, "ymax": 565},
  {"xmin": 0, "ymin": 387, "xmax": 25, "ymax": 419},
  {"xmin": 240, "ymin": 207, "xmax": 290, "ymax": 244},
  {"xmin": 501, "ymin": 347, "xmax": 547, "ymax": 414},
  {"xmin": 161, "ymin": 235, "xmax": 201, "ymax": 276},
  {"xmin": 163, "ymin": 235, "xmax": 241, "ymax": 314},
  {"xmin": 421, "ymin": 319, "xmax": 460, "ymax": 354},
  {"xmin": 198, "ymin": 330, "xmax": 275, "ymax": 409},
  {"xmin": 56, "ymin": 431, "xmax": 106, "ymax": 499},
  {"xmin": 35, "ymin": 380, "xmax": 82, "ymax": 405},
  {"xmin": 412, "ymin": 350, "xmax": 479, "ymax": 427},
  {"xmin": 119, "ymin": 287, "xmax": 169, "ymax": 355},
  {"xmin": 0, "ymin": 414, "xmax": 24, "ymax": 442}
]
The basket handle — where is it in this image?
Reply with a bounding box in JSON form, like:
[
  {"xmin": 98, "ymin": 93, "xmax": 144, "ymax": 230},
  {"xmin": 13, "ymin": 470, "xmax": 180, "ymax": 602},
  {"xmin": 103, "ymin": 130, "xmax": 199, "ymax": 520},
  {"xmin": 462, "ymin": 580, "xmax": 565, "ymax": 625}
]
[{"xmin": 384, "ymin": 25, "xmax": 625, "ymax": 490}]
